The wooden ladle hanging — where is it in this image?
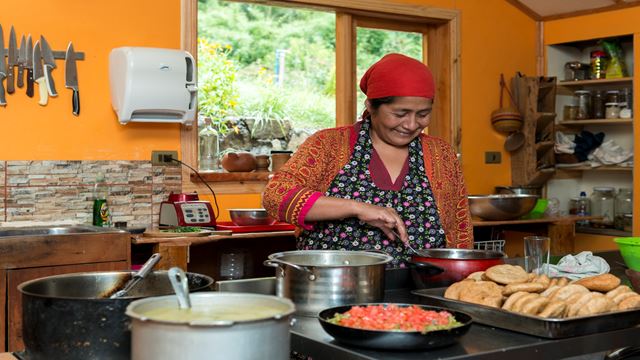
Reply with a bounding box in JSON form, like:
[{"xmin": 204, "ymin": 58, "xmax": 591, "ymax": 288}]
[{"xmin": 491, "ymin": 74, "xmax": 524, "ymax": 151}]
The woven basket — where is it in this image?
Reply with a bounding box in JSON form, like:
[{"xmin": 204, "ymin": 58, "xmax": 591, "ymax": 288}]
[{"xmin": 491, "ymin": 74, "xmax": 522, "ymax": 133}]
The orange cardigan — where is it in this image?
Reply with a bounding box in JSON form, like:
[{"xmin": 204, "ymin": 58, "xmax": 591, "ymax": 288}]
[{"xmin": 263, "ymin": 125, "xmax": 473, "ymax": 249}]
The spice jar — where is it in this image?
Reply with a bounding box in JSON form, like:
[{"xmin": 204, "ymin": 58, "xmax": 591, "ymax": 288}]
[
  {"xmin": 591, "ymin": 90, "xmax": 605, "ymax": 119},
  {"xmin": 606, "ymin": 90, "xmax": 620, "ymax": 104},
  {"xmin": 590, "ymin": 50, "xmax": 608, "ymax": 79},
  {"xmin": 574, "ymin": 90, "xmax": 591, "ymax": 120},
  {"xmin": 564, "ymin": 61, "xmax": 590, "ymax": 81},
  {"xmin": 563, "ymin": 105, "xmax": 579, "ymax": 120},
  {"xmin": 614, "ymin": 188, "xmax": 633, "ymax": 230},
  {"xmin": 591, "ymin": 187, "xmax": 615, "ymax": 227},
  {"xmin": 605, "ymin": 102, "xmax": 620, "ymax": 119}
]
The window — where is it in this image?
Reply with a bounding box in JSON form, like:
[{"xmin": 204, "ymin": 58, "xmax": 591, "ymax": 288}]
[{"xmin": 180, "ymin": 0, "xmax": 460, "ymax": 190}]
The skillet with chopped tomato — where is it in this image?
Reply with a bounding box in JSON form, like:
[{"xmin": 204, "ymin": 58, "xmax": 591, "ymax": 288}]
[{"xmin": 318, "ymin": 303, "xmax": 472, "ymax": 350}]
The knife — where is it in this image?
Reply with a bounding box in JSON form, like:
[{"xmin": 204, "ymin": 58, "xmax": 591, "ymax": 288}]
[
  {"xmin": 40, "ymin": 36, "xmax": 57, "ymax": 97},
  {"xmin": 17, "ymin": 35, "xmax": 25, "ymax": 88},
  {"xmin": 7, "ymin": 26, "xmax": 17, "ymax": 94},
  {"xmin": 0, "ymin": 25, "xmax": 6, "ymax": 106},
  {"xmin": 65, "ymin": 42, "xmax": 80, "ymax": 116},
  {"xmin": 25, "ymin": 35, "xmax": 33, "ymax": 97},
  {"xmin": 33, "ymin": 40, "xmax": 47, "ymax": 106}
]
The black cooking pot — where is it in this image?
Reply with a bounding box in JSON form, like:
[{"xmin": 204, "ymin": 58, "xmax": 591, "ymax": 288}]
[{"xmin": 18, "ymin": 271, "xmax": 213, "ymax": 360}]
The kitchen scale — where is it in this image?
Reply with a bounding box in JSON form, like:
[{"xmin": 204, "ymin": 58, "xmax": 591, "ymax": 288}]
[{"xmin": 159, "ymin": 192, "xmax": 216, "ymax": 228}]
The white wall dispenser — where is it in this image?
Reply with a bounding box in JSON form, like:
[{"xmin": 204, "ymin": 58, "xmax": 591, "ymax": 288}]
[{"xmin": 109, "ymin": 47, "xmax": 197, "ymax": 125}]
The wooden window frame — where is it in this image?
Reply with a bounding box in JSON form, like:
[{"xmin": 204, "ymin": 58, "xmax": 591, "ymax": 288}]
[{"xmin": 180, "ymin": 0, "xmax": 460, "ymax": 194}]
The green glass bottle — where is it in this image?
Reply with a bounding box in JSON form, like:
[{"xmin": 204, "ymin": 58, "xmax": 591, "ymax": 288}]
[{"xmin": 92, "ymin": 173, "xmax": 111, "ymax": 227}]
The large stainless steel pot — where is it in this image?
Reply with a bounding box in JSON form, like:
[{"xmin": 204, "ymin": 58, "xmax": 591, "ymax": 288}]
[
  {"xmin": 264, "ymin": 250, "xmax": 393, "ymax": 316},
  {"xmin": 126, "ymin": 292, "xmax": 294, "ymax": 360},
  {"xmin": 19, "ymin": 271, "xmax": 213, "ymax": 360}
]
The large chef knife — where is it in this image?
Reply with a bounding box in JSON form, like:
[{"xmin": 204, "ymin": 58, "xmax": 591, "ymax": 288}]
[
  {"xmin": 0, "ymin": 24, "xmax": 6, "ymax": 106},
  {"xmin": 17, "ymin": 35, "xmax": 25, "ymax": 88},
  {"xmin": 25, "ymin": 35, "xmax": 33, "ymax": 97},
  {"xmin": 40, "ymin": 36, "xmax": 57, "ymax": 97},
  {"xmin": 65, "ymin": 42, "xmax": 80, "ymax": 116},
  {"xmin": 32, "ymin": 40, "xmax": 48, "ymax": 106},
  {"xmin": 7, "ymin": 26, "xmax": 17, "ymax": 94}
]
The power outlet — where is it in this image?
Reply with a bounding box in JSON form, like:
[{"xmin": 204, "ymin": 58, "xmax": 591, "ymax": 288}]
[
  {"xmin": 485, "ymin": 151, "xmax": 502, "ymax": 164},
  {"xmin": 151, "ymin": 150, "xmax": 179, "ymax": 166}
]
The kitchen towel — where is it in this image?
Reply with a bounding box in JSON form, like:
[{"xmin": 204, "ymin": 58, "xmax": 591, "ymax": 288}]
[{"xmin": 541, "ymin": 251, "xmax": 610, "ymax": 280}]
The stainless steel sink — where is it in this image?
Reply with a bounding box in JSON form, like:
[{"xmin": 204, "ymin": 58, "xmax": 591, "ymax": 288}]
[{"xmin": 0, "ymin": 225, "xmax": 126, "ymax": 238}]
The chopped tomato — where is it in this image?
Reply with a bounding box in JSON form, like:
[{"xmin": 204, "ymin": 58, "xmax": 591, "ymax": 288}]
[{"xmin": 327, "ymin": 304, "xmax": 461, "ymax": 333}]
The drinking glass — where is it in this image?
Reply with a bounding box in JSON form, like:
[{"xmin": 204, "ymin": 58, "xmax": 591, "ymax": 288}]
[{"xmin": 524, "ymin": 236, "xmax": 550, "ymax": 275}]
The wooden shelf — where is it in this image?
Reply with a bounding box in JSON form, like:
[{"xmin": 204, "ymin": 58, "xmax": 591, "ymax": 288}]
[
  {"xmin": 557, "ymin": 119, "xmax": 633, "ymax": 126},
  {"xmin": 190, "ymin": 171, "xmax": 272, "ymax": 183},
  {"xmin": 558, "ymin": 77, "xmax": 633, "ymax": 87},
  {"xmin": 556, "ymin": 165, "xmax": 633, "ymax": 172}
]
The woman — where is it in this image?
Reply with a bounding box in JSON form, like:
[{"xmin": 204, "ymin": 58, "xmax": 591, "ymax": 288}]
[{"xmin": 263, "ymin": 53, "xmax": 473, "ymax": 267}]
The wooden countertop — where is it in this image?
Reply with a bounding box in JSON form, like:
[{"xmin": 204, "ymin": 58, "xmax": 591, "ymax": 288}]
[
  {"xmin": 472, "ymin": 215, "xmax": 600, "ymax": 227},
  {"xmin": 131, "ymin": 230, "xmax": 296, "ymax": 245}
]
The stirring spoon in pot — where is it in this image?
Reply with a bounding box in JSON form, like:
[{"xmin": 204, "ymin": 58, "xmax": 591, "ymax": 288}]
[
  {"xmin": 391, "ymin": 230, "xmax": 420, "ymax": 256},
  {"xmin": 168, "ymin": 267, "xmax": 191, "ymax": 309},
  {"xmin": 110, "ymin": 253, "xmax": 162, "ymax": 298}
]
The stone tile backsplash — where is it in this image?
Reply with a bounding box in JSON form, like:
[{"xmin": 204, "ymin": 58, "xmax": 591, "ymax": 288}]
[{"xmin": 0, "ymin": 161, "xmax": 181, "ymax": 228}]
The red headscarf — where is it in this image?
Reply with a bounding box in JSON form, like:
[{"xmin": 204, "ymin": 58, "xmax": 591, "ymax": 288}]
[{"xmin": 359, "ymin": 53, "xmax": 435, "ymax": 100}]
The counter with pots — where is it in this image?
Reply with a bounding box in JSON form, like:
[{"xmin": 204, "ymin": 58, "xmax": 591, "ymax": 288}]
[{"xmin": 290, "ymin": 259, "xmax": 640, "ymax": 359}]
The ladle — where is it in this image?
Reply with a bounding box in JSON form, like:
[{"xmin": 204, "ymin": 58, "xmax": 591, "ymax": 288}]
[
  {"xmin": 110, "ymin": 253, "xmax": 161, "ymax": 298},
  {"xmin": 504, "ymin": 131, "xmax": 525, "ymax": 152},
  {"xmin": 168, "ymin": 267, "xmax": 191, "ymax": 309}
]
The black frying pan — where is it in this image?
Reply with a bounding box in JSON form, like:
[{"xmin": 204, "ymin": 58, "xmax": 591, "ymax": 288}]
[{"xmin": 318, "ymin": 303, "xmax": 472, "ymax": 350}]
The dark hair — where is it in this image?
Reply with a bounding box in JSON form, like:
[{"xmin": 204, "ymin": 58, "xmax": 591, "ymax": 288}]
[{"xmin": 368, "ymin": 96, "xmax": 396, "ymax": 110}]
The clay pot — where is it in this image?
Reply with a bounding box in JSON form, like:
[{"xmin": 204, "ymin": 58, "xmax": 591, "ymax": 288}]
[
  {"xmin": 221, "ymin": 152, "xmax": 257, "ymax": 172},
  {"xmin": 255, "ymin": 155, "xmax": 271, "ymax": 172}
]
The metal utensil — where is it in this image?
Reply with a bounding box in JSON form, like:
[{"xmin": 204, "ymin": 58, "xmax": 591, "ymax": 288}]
[
  {"xmin": 40, "ymin": 35, "xmax": 57, "ymax": 97},
  {"xmin": 32, "ymin": 40, "xmax": 47, "ymax": 106},
  {"xmin": 168, "ymin": 267, "xmax": 191, "ymax": 309},
  {"xmin": 0, "ymin": 25, "xmax": 6, "ymax": 106},
  {"xmin": 7, "ymin": 26, "xmax": 16, "ymax": 94},
  {"xmin": 110, "ymin": 253, "xmax": 161, "ymax": 298},
  {"xmin": 65, "ymin": 42, "xmax": 80, "ymax": 116},
  {"xmin": 17, "ymin": 34, "xmax": 25, "ymax": 88},
  {"xmin": 25, "ymin": 34, "xmax": 33, "ymax": 97},
  {"xmin": 391, "ymin": 229, "xmax": 420, "ymax": 256}
]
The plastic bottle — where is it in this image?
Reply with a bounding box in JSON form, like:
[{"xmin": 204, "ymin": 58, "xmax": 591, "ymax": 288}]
[
  {"xmin": 576, "ymin": 191, "xmax": 590, "ymax": 226},
  {"xmin": 92, "ymin": 173, "xmax": 111, "ymax": 227}
]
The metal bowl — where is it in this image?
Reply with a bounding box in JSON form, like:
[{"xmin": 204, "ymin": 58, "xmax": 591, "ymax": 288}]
[
  {"xmin": 229, "ymin": 208, "xmax": 276, "ymax": 226},
  {"xmin": 468, "ymin": 194, "xmax": 538, "ymax": 221}
]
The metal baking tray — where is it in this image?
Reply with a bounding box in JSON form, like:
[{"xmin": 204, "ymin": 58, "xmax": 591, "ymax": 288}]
[{"xmin": 412, "ymin": 287, "xmax": 640, "ymax": 339}]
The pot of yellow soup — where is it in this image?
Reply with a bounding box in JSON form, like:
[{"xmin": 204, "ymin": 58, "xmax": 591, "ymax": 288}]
[{"xmin": 126, "ymin": 292, "xmax": 295, "ymax": 360}]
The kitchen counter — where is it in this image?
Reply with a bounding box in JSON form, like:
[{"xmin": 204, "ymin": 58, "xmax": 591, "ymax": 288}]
[{"xmin": 289, "ymin": 252, "xmax": 639, "ymax": 359}]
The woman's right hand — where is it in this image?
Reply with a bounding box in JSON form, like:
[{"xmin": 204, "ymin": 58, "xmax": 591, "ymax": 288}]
[{"xmin": 352, "ymin": 202, "xmax": 409, "ymax": 245}]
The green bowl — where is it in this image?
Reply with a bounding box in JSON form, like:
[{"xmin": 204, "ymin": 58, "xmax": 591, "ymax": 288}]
[{"xmin": 614, "ymin": 237, "xmax": 640, "ymax": 271}]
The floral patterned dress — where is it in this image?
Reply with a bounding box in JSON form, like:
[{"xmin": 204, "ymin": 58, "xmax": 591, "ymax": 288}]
[{"xmin": 297, "ymin": 119, "xmax": 446, "ymax": 267}]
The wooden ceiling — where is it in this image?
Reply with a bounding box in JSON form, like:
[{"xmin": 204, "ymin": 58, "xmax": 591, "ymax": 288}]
[{"xmin": 507, "ymin": 0, "xmax": 640, "ymax": 21}]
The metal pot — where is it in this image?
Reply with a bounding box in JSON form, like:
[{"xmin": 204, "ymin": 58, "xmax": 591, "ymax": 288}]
[
  {"xmin": 19, "ymin": 271, "xmax": 213, "ymax": 360},
  {"xmin": 409, "ymin": 248, "xmax": 506, "ymax": 288},
  {"xmin": 126, "ymin": 292, "xmax": 294, "ymax": 360},
  {"xmin": 264, "ymin": 250, "xmax": 393, "ymax": 316}
]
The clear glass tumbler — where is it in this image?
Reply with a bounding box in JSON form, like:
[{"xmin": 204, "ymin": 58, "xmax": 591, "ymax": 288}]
[{"xmin": 524, "ymin": 236, "xmax": 550, "ymax": 275}]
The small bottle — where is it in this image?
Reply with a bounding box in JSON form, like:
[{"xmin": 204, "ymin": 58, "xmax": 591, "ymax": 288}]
[
  {"xmin": 591, "ymin": 90, "xmax": 605, "ymax": 119},
  {"xmin": 576, "ymin": 191, "xmax": 590, "ymax": 226},
  {"xmin": 92, "ymin": 173, "xmax": 111, "ymax": 227}
]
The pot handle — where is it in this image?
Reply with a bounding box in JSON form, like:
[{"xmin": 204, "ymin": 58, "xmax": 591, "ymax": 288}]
[
  {"xmin": 408, "ymin": 260, "xmax": 446, "ymax": 276},
  {"xmin": 263, "ymin": 259, "xmax": 316, "ymax": 280}
]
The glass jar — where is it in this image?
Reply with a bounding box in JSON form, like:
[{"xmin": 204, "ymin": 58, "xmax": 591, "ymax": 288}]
[
  {"xmin": 198, "ymin": 118, "xmax": 220, "ymax": 171},
  {"xmin": 574, "ymin": 90, "xmax": 591, "ymax": 119},
  {"xmin": 591, "ymin": 90, "xmax": 605, "ymax": 119},
  {"xmin": 605, "ymin": 102, "xmax": 620, "ymax": 119},
  {"xmin": 606, "ymin": 90, "xmax": 620, "ymax": 104},
  {"xmin": 568, "ymin": 197, "xmax": 579, "ymax": 215},
  {"xmin": 623, "ymin": 214, "xmax": 633, "ymax": 232},
  {"xmin": 590, "ymin": 50, "xmax": 608, "ymax": 79},
  {"xmin": 614, "ymin": 188, "xmax": 633, "ymax": 230},
  {"xmin": 591, "ymin": 187, "xmax": 615, "ymax": 227}
]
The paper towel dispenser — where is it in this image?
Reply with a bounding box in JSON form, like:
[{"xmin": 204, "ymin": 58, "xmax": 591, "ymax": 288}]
[{"xmin": 109, "ymin": 47, "xmax": 197, "ymax": 125}]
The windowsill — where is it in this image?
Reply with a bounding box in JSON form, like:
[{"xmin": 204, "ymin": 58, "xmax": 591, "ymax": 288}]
[{"xmin": 190, "ymin": 171, "xmax": 271, "ymax": 183}]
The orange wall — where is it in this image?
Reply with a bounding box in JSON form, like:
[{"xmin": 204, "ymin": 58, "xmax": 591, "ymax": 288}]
[
  {"xmin": 544, "ymin": 8, "xmax": 640, "ymax": 235},
  {"xmin": 0, "ymin": 0, "xmax": 182, "ymax": 160}
]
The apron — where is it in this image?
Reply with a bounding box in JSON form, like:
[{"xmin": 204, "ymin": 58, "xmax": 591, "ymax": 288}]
[{"xmin": 298, "ymin": 119, "xmax": 446, "ymax": 267}]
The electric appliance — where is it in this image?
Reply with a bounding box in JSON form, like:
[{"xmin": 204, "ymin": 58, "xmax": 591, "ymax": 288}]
[{"xmin": 159, "ymin": 193, "xmax": 216, "ymax": 227}]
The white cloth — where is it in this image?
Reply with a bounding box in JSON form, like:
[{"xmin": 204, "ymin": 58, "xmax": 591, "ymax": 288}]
[
  {"xmin": 589, "ymin": 139, "xmax": 633, "ymax": 166},
  {"xmin": 554, "ymin": 131, "xmax": 576, "ymax": 154},
  {"xmin": 541, "ymin": 251, "xmax": 610, "ymax": 280}
]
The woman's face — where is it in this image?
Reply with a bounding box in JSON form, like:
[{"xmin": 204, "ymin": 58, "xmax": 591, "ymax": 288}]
[{"xmin": 366, "ymin": 96, "xmax": 433, "ymax": 147}]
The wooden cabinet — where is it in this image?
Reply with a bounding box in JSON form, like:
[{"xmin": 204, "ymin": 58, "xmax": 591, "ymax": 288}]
[
  {"xmin": 545, "ymin": 36, "xmax": 635, "ymax": 235},
  {"xmin": 0, "ymin": 231, "xmax": 130, "ymax": 352}
]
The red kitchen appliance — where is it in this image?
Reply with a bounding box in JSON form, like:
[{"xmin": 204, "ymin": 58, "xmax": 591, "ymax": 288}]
[{"xmin": 159, "ymin": 192, "xmax": 216, "ymax": 227}]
